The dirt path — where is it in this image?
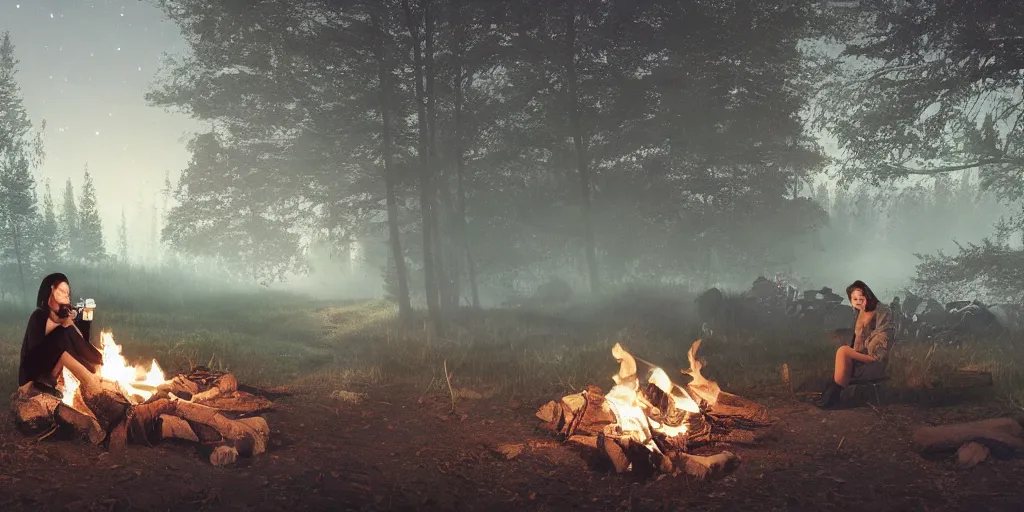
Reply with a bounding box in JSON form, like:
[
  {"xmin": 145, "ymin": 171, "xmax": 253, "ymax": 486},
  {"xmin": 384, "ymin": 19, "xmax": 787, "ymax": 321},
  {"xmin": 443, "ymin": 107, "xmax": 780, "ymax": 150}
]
[{"xmin": 1, "ymin": 384, "xmax": 1023, "ymax": 511}]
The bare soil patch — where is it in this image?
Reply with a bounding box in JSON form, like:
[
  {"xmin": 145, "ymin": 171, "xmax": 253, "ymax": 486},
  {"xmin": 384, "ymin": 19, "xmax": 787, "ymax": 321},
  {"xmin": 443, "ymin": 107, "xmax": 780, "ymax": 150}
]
[{"xmin": 3, "ymin": 382, "xmax": 1024, "ymax": 511}]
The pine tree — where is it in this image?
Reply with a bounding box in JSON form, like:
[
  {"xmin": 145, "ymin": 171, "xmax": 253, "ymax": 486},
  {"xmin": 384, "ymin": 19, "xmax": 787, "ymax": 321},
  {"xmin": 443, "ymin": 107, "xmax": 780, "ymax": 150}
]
[
  {"xmin": 0, "ymin": 154, "xmax": 37, "ymax": 300},
  {"xmin": 0, "ymin": 32, "xmax": 42, "ymax": 302},
  {"xmin": 59, "ymin": 178, "xmax": 78, "ymax": 260},
  {"xmin": 116, "ymin": 207, "xmax": 129, "ymax": 263},
  {"xmin": 150, "ymin": 200, "xmax": 159, "ymax": 265},
  {"xmin": 133, "ymin": 197, "xmax": 148, "ymax": 265},
  {"xmin": 77, "ymin": 167, "xmax": 105, "ymax": 261},
  {"xmin": 160, "ymin": 171, "xmax": 178, "ymax": 267},
  {"xmin": 38, "ymin": 179, "xmax": 59, "ymax": 268}
]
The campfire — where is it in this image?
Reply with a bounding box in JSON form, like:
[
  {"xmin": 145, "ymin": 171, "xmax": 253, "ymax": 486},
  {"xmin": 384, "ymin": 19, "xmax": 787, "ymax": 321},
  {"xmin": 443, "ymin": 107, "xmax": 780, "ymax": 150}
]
[
  {"xmin": 10, "ymin": 331, "xmax": 274, "ymax": 466},
  {"xmin": 536, "ymin": 340, "xmax": 770, "ymax": 479}
]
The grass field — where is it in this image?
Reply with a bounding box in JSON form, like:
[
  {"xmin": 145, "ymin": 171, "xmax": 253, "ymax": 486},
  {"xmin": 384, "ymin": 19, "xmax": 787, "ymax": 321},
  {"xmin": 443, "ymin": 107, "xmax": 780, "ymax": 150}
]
[
  {"xmin": 1, "ymin": 263, "xmax": 1021, "ymax": 409},
  {"xmin": 3, "ymin": 264, "xmax": 1024, "ymax": 511}
]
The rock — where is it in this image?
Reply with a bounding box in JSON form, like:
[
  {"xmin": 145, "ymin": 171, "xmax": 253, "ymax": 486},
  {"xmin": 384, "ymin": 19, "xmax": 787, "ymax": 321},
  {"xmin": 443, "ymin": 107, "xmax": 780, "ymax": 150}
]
[
  {"xmin": 492, "ymin": 443, "xmax": 525, "ymax": 460},
  {"xmin": 330, "ymin": 390, "xmax": 367, "ymax": 404},
  {"xmin": 455, "ymin": 388, "xmax": 483, "ymax": 400},
  {"xmin": 956, "ymin": 442, "xmax": 990, "ymax": 469},
  {"xmin": 210, "ymin": 445, "xmax": 239, "ymax": 466}
]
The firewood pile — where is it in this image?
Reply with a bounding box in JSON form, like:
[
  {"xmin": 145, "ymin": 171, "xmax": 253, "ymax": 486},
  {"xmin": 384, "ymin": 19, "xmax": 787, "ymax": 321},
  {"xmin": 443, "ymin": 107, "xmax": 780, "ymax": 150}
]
[
  {"xmin": 536, "ymin": 340, "xmax": 771, "ymax": 480},
  {"xmin": 10, "ymin": 363, "xmax": 273, "ymax": 467}
]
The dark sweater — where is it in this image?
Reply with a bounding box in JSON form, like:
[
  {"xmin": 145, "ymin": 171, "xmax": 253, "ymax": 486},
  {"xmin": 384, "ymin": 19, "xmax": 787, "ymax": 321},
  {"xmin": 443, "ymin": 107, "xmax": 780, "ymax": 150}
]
[{"xmin": 17, "ymin": 307, "xmax": 102, "ymax": 387}]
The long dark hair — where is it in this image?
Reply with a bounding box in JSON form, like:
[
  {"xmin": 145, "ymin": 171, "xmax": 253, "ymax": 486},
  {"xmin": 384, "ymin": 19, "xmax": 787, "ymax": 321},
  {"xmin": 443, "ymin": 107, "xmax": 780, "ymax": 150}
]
[
  {"xmin": 845, "ymin": 280, "xmax": 880, "ymax": 312},
  {"xmin": 36, "ymin": 272, "xmax": 70, "ymax": 310}
]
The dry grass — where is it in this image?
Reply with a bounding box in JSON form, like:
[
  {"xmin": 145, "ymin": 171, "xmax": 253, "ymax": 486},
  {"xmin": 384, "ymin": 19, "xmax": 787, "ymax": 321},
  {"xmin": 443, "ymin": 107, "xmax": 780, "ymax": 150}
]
[{"xmin": 0, "ymin": 270, "xmax": 1021, "ymax": 409}]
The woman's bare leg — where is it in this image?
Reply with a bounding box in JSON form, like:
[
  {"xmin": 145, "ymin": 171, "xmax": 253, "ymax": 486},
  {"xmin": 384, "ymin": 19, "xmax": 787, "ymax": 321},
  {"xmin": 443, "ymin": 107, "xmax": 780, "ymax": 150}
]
[
  {"xmin": 833, "ymin": 346, "xmax": 855, "ymax": 386},
  {"xmin": 53, "ymin": 352, "xmax": 101, "ymax": 390}
]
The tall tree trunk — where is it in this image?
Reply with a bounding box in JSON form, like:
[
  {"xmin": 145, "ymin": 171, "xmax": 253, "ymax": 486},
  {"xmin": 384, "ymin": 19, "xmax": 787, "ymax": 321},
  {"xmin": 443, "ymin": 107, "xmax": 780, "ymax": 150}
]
[
  {"xmin": 452, "ymin": 0, "xmax": 480, "ymax": 309},
  {"xmin": 373, "ymin": 5, "xmax": 412, "ymax": 324},
  {"xmin": 565, "ymin": 0, "xmax": 600, "ymax": 294},
  {"xmin": 402, "ymin": 0, "xmax": 444, "ymax": 335},
  {"xmin": 423, "ymin": 0, "xmax": 459, "ymax": 312},
  {"xmin": 9, "ymin": 216, "xmax": 27, "ymax": 305}
]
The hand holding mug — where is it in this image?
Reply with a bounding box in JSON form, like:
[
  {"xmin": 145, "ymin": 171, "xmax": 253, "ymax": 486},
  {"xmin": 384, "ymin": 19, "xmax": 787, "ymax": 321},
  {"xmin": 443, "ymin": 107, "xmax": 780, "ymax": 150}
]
[{"xmin": 60, "ymin": 308, "xmax": 77, "ymax": 327}]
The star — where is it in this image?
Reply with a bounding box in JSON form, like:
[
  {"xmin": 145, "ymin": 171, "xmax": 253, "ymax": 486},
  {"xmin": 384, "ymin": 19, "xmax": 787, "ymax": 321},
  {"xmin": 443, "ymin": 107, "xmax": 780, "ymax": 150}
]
[{"xmin": 7, "ymin": 0, "xmax": 198, "ymax": 253}]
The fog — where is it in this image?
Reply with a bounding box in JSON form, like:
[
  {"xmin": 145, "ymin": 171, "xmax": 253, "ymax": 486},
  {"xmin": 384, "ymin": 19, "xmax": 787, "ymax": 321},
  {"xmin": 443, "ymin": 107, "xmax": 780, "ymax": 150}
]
[{"xmin": 2, "ymin": 0, "xmax": 1022, "ymax": 312}]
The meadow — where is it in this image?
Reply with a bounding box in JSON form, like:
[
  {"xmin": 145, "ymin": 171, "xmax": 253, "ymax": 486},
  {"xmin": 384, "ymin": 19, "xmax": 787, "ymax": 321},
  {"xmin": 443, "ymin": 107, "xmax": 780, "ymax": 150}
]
[
  {"xmin": 3, "ymin": 264, "xmax": 1024, "ymax": 510},
  {"xmin": 2, "ymin": 263, "xmax": 1020, "ymax": 409}
]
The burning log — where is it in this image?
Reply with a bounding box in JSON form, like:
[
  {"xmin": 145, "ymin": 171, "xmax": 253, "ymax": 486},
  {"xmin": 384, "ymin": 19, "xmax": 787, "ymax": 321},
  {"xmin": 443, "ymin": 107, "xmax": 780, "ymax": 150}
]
[
  {"xmin": 537, "ymin": 340, "xmax": 766, "ymax": 479},
  {"xmin": 9, "ymin": 331, "xmax": 273, "ymax": 466},
  {"xmin": 598, "ymin": 426, "xmax": 741, "ymax": 479}
]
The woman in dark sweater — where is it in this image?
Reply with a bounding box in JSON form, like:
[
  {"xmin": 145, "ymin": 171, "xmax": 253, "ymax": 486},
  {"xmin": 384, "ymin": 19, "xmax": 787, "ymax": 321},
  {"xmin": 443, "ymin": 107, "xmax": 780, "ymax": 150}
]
[{"xmin": 17, "ymin": 273, "xmax": 104, "ymax": 394}]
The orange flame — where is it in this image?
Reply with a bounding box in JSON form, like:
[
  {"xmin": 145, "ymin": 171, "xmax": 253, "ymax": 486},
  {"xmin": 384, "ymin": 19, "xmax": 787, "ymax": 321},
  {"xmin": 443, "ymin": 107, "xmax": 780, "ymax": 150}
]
[
  {"xmin": 602, "ymin": 342, "xmax": 709, "ymax": 447},
  {"xmin": 680, "ymin": 339, "xmax": 721, "ymax": 405},
  {"xmin": 60, "ymin": 331, "xmax": 167, "ymax": 408},
  {"xmin": 61, "ymin": 367, "xmax": 80, "ymax": 408}
]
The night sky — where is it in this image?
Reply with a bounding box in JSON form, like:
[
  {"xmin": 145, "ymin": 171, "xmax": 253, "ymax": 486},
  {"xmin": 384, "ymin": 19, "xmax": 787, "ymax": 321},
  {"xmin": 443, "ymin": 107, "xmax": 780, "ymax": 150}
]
[{"xmin": 2, "ymin": 0, "xmax": 199, "ymax": 244}]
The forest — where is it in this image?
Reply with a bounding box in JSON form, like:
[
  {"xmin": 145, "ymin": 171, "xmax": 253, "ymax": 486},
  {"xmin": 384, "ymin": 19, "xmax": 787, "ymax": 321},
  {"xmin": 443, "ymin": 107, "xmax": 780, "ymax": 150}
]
[{"xmin": 1, "ymin": 1, "xmax": 1023, "ymax": 510}]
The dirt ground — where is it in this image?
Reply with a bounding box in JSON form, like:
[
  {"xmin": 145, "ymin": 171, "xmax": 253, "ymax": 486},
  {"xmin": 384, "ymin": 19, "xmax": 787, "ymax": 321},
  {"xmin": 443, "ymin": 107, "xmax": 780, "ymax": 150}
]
[{"xmin": 2, "ymin": 382, "xmax": 1024, "ymax": 512}]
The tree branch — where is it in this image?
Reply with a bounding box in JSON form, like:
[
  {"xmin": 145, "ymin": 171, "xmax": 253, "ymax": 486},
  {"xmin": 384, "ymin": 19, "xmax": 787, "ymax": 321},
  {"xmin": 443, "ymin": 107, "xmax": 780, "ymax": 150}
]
[{"xmin": 881, "ymin": 158, "xmax": 1023, "ymax": 177}]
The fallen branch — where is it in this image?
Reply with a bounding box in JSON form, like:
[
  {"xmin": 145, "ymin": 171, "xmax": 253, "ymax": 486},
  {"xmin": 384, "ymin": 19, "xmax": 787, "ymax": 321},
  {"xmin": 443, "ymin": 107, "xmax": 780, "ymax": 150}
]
[{"xmin": 912, "ymin": 418, "xmax": 1024, "ymax": 458}]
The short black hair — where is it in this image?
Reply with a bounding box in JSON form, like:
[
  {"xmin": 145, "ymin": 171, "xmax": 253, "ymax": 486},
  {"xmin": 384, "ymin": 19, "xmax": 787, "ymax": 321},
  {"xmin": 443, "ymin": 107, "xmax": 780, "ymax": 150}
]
[{"xmin": 845, "ymin": 280, "xmax": 880, "ymax": 311}]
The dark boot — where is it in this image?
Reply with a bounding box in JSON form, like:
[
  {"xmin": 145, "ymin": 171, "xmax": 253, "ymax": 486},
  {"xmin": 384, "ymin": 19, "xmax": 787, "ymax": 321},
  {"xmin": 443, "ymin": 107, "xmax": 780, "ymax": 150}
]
[
  {"xmin": 32, "ymin": 379, "xmax": 63, "ymax": 400},
  {"xmin": 814, "ymin": 381, "xmax": 844, "ymax": 409}
]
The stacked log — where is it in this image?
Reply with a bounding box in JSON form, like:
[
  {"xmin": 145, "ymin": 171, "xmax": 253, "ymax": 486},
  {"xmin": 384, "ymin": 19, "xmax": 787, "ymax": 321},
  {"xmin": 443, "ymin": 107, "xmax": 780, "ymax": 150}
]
[
  {"xmin": 535, "ymin": 341, "xmax": 769, "ymax": 479},
  {"xmin": 536, "ymin": 383, "xmax": 769, "ymax": 479},
  {"xmin": 9, "ymin": 367, "xmax": 273, "ymax": 466}
]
